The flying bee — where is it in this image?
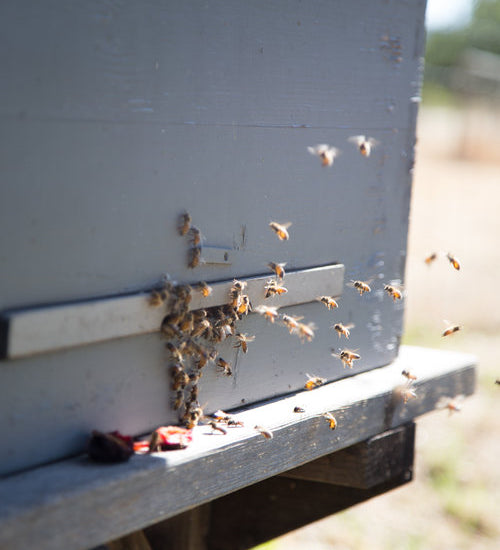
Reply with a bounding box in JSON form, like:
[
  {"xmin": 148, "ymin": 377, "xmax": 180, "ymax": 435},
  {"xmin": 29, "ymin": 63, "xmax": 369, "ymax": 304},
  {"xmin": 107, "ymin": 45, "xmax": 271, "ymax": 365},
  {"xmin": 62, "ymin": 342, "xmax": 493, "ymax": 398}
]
[
  {"xmin": 178, "ymin": 211, "xmax": 191, "ymax": 236},
  {"xmin": 296, "ymin": 322, "xmax": 316, "ymax": 342},
  {"xmin": 437, "ymin": 395, "xmax": 464, "ymax": 414},
  {"xmin": 442, "ymin": 321, "xmax": 461, "ymax": 337},
  {"xmin": 268, "ymin": 261, "xmax": 286, "ymax": 280},
  {"xmin": 331, "ymin": 348, "xmax": 361, "ymax": 369},
  {"xmin": 332, "ymin": 322, "xmax": 355, "ymax": 339},
  {"xmin": 384, "ymin": 283, "xmax": 404, "ymax": 302},
  {"xmin": 304, "ymin": 373, "xmax": 326, "ymax": 390},
  {"xmin": 208, "ymin": 421, "xmax": 227, "ymax": 435},
  {"xmin": 317, "ymin": 296, "xmax": 339, "ymax": 310},
  {"xmin": 196, "ymin": 281, "xmax": 212, "ymax": 297},
  {"xmin": 322, "ymin": 412, "xmax": 337, "ymax": 430},
  {"xmin": 255, "ymin": 305, "xmax": 279, "ymax": 323},
  {"xmin": 264, "ymin": 279, "xmax": 288, "ymax": 298},
  {"xmin": 307, "ymin": 144, "xmax": 340, "ymax": 167},
  {"xmin": 269, "ymin": 221, "xmax": 291, "ymax": 241},
  {"xmin": 254, "ymin": 425, "xmax": 273, "ymax": 440},
  {"xmin": 293, "ymin": 406, "xmax": 306, "ymax": 413},
  {"xmin": 402, "ymin": 369, "xmax": 417, "ymax": 381},
  {"xmin": 424, "ymin": 252, "xmax": 437, "ymax": 265},
  {"xmin": 349, "ymin": 280, "xmax": 372, "ymax": 295},
  {"xmin": 236, "ymin": 295, "xmax": 252, "ymax": 316},
  {"xmin": 188, "ymin": 246, "xmax": 202, "ymax": 269},
  {"xmin": 397, "ymin": 384, "xmax": 417, "ymax": 404},
  {"xmin": 281, "ymin": 314, "xmax": 303, "ymax": 333},
  {"xmin": 348, "ymin": 135, "xmax": 379, "ymax": 157},
  {"xmin": 188, "ymin": 226, "xmax": 203, "ymax": 246},
  {"xmin": 446, "ymin": 253, "xmax": 461, "ymax": 271},
  {"xmin": 234, "ymin": 333, "xmax": 256, "ymax": 353},
  {"xmin": 216, "ymin": 357, "xmax": 232, "ymax": 376}
]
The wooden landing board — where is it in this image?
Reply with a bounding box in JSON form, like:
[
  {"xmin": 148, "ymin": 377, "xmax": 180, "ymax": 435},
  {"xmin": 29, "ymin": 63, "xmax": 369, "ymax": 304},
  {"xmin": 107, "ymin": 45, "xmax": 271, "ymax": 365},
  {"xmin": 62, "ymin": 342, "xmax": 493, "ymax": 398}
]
[
  {"xmin": 0, "ymin": 346, "xmax": 475, "ymax": 550},
  {"xmin": 0, "ymin": 263, "xmax": 344, "ymax": 360}
]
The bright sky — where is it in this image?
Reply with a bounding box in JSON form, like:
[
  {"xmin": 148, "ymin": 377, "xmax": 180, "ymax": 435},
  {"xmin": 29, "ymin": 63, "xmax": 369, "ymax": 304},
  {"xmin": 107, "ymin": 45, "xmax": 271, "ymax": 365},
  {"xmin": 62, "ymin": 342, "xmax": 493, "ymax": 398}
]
[{"xmin": 426, "ymin": 0, "xmax": 475, "ymax": 30}]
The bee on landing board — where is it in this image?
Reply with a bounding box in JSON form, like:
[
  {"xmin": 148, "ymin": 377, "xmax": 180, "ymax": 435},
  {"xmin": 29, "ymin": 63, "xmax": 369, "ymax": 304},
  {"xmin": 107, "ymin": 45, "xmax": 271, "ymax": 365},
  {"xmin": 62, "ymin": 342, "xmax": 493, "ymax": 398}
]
[
  {"xmin": 195, "ymin": 281, "xmax": 212, "ymax": 297},
  {"xmin": 317, "ymin": 296, "xmax": 339, "ymax": 310},
  {"xmin": 348, "ymin": 280, "xmax": 372, "ymax": 296},
  {"xmin": 304, "ymin": 373, "xmax": 326, "ymax": 390},
  {"xmin": 234, "ymin": 332, "xmax": 256, "ymax": 353},
  {"xmin": 307, "ymin": 144, "xmax": 340, "ymax": 167},
  {"xmin": 267, "ymin": 262, "xmax": 286, "ymax": 280},
  {"xmin": 442, "ymin": 321, "xmax": 462, "ymax": 337},
  {"xmin": 254, "ymin": 425, "xmax": 273, "ymax": 440},
  {"xmin": 269, "ymin": 221, "xmax": 291, "ymax": 241},
  {"xmin": 446, "ymin": 253, "xmax": 461, "ymax": 271},
  {"xmin": 331, "ymin": 348, "xmax": 361, "ymax": 369},
  {"xmin": 348, "ymin": 135, "xmax": 379, "ymax": 157},
  {"xmin": 332, "ymin": 322, "xmax": 355, "ymax": 339},
  {"xmin": 321, "ymin": 412, "xmax": 337, "ymax": 430}
]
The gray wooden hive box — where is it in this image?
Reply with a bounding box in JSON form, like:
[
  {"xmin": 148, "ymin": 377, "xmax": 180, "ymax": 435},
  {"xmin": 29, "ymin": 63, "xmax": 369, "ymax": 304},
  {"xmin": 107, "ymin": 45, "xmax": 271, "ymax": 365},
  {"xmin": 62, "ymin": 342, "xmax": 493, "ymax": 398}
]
[{"xmin": 0, "ymin": 0, "xmax": 424, "ymax": 479}]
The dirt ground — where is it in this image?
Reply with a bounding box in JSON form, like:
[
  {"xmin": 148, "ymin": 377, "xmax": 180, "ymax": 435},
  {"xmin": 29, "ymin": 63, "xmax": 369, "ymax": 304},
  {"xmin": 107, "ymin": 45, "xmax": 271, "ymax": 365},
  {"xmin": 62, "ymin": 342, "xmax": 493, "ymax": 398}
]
[{"xmin": 260, "ymin": 106, "xmax": 500, "ymax": 550}]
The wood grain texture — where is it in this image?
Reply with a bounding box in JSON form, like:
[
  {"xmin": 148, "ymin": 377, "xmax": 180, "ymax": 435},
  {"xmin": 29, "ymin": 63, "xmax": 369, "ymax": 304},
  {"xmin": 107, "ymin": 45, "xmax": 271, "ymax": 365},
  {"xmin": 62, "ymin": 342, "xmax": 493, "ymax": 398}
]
[
  {"xmin": 282, "ymin": 422, "xmax": 415, "ymax": 489},
  {"xmin": 0, "ymin": 347, "xmax": 475, "ymax": 550}
]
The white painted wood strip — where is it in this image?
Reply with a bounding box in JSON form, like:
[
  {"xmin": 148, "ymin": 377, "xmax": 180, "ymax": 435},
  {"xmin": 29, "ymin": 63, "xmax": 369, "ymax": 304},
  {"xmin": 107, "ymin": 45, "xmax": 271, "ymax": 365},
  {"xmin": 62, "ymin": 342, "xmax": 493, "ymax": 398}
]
[
  {"xmin": 1, "ymin": 264, "xmax": 344, "ymax": 360},
  {"xmin": 0, "ymin": 346, "xmax": 476, "ymax": 550}
]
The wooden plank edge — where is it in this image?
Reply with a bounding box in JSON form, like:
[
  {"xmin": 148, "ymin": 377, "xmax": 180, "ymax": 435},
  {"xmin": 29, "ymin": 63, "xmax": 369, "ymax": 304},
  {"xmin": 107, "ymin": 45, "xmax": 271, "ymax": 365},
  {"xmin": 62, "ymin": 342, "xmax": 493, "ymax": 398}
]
[{"xmin": 0, "ymin": 347, "xmax": 476, "ymax": 550}]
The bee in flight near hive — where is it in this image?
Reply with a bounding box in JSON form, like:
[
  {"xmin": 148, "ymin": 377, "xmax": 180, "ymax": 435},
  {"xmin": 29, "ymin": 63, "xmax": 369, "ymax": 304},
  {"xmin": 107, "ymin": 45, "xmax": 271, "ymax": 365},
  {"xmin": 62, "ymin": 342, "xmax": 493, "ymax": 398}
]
[
  {"xmin": 348, "ymin": 280, "xmax": 372, "ymax": 296},
  {"xmin": 293, "ymin": 406, "xmax": 306, "ymax": 413},
  {"xmin": 268, "ymin": 261, "xmax": 286, "ymax": 280},
  {"xmin": 216, "ymin": 357, "xmax": 232, "ymax": 376},
  {"xmin": 401, "ymin": 370, "xmax": 417, "ymax": 381},
  {"xmin": 254, "ymin": 425, "xmax": 273, "ymax": 440},
  {"xmin": 384, "ymin": 283, "xmax": 404, "ymax": 302},
  {"xmin": 397, "ymin": 383, "xmax": 417, "ymax": 404},
  {"xmin": 424, "ymin": 252, "xmax": 437, "ymax": 265},
  {"xmin": 321, "ymin": 412, "xmax": 337, "ymax": 430},
  {"xmin": 348, "ymin": 135, "xmax": 379, "ymax": 157},
  {"xmin": 296, "ymin": 321, "xmax": 316, "ymax": 342},
  {"xmin": 304, "ymin": 373, "xmax": 326, "ymax": 390},
  {"xmin": 178, "ymin": 211, "xmax": 192, "ymax": 236},
  {"xmin": 332, "ymin": 322, "xmax": 355, "ymax": 339},
  {"xmin": 317, "ymin": 295, "xmax": 339, "ymax": 309},
  {"xmin": 437, "ymin": 395, "xmax": 465, "ymax": 415},
  {"xmin": 307, "ymin": 144, "xmax": 340, "ymax": 167},
  {"xmin": 264, "ymin": 279, "xmax": 288, "ymax": 298},
  {"xmin": 269, "ymin": 221, "xmax": 291, "ymax": 241},
  {"xmin": 255, "ymin": 305, "xmax": 280, "ymax": 323},
  {"xmin": 234, "ymin": 332, "xmax": 256, "ymax": 353},
  {"xmin": 442, "ymin": 321, "xmax": 462, "ymax": 337},
  {"xmin": 281, "ymin": 313, "xmax": 303, "ymax": 333},
  {"xmin": 446, "ymin": 253, "xmax": 461, "ymax": 271},
  {"xmin": 331, "ymin": 348, "xmax": 361, "ymax": 369}
]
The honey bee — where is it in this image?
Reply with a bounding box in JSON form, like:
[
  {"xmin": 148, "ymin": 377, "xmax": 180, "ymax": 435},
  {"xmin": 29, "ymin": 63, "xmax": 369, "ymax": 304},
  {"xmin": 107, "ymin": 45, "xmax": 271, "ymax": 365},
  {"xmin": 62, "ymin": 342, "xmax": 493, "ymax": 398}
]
[
  {"xmin": 216, "ymin": 357, "xmax": 232, "ymax": 376},
  {"xmin": 178, "ymin": 211, "xmax": 191, "ymax": 236},
  {"xmin": 495, "ymin": 379, "xmax": 500, "ymax": 385},
  {"xmin": 173, "ymin": 390, "xmax": 184, "ymax": 410},
  {"xmin": 281, "ymin": 314, "xmax": 303, "ymax": 333},
  {"xmin": 188, "ymin": 384, "xmax": 199, "ymax": 403},
  {"xmin": 191, "ymin": 318, "xmax": 211, "ymax": 338},
  {"xmin": 424, "ymin": 252, "xmax": 437, "ymax": 265},
  {"xmin": 442, "ymin": 321, "xmax": 461, "ymax": 337},
  {"xmin": 296, "ymin": 322, "xmax": 316, "ymax": 342},
  {"xmin": 171, "ymin": 365, "xmax": 190, "ymax": 390},
  {"xmin": 264, "ymin": 279, "xmax": 288, "ymax": 298},
  {"xmin": 196, "ymin": 281, "xmax": 212, "ymax": 297},
  {"xmin": 232, "ymin": 279, "xmax": 247, "ymax": 293},
  {"xmin": 148, "ymin": 288, "xmax": 169, "ymax": 307},
  {"xmin": 304, "ymin": 373, "xmax": 326, "ymax": 390},
  {"xmin": 317, "ymin": 296, "xmax": 339, "ymax": 309},
  {"xmin": 269, "ymin": 221, "xmax": 291, "ymax": 241},
  {"xmin": 307, "ymin": 144, "xmax": 340, "ymax": 167},
  {"xmin": 398, "ymin": 384, "xmax": 417, "ymax": 404},
  {"xmin": 255, "ymin": 305, "xmax": 280, "ymax": 323},
  {"xmin": 293, "ymin": 406, "xmax": 306, "ymax": 413},
  {"xmin": 348, "ymin": 135, "xmax": 379, "ymax": 157},
  {"xmin": 188, "ymin": 226, "xmax": 203, "ymax": 246},
  {"xmin": 437, "ymin": 395, "xmax": 464, "ymax": 414},
  {"xmin": 188, "ymin": 246, "xmax": 202, "ymax": 269},
  {"xmin": 208, "ymin": 421, "xmax": 227, "ymax": 435},
  {"xmin": 402, "ymin": 369, "xmax": 417, "ymax": 381},
  {"xmin": 234, "ymin": 332, "xmax": 256, "ymax": 353},
  {"xmin": 349, "ymin": 280, "xmax": 372, "ymax": 295},
  {"xmin": 332, "ymin": 322, "xmax": 355, "ymax": 339},
  {"xmin": 236, "ymin": 295, "xmax": 252, "ymax": 316},
  {"xmin": 331, "ymin": 348, "xmax": 361, "ymax": 369},
  {"xmin": 160, "ymin": 316, "xmax": 182, "ymax": 340},
  {"xmin": 322, "ymin": 412, "xmax": 337, "ymax": 430},
  {"xmin": 179, "ymin": 312, "xmax": 195, "ymax": 333},
  {"xmin": 254, "ymin": 425, "xmax": 273, "ymax": 440},
  {"xmin": 268, "ymin": 261, "xmax": 286, "ymax": 280},
  {"xmin": 446, "ymin": 253, "xmax": 461, "ymax": 271},
  {"xmin": 166, "ymin": 342, "xmax": 186, "ymax": 363},
  {"xmin": 384, "ymin": 284, "xmax": 403, "ymax": 302}
]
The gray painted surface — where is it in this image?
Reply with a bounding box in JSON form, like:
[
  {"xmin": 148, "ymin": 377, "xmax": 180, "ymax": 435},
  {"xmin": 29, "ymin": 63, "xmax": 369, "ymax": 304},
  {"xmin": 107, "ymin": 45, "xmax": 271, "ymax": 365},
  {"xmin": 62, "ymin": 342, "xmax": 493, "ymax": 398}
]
[{"xmin": 0, "ymin": 0, "xmax": 426, "ymax": 475}]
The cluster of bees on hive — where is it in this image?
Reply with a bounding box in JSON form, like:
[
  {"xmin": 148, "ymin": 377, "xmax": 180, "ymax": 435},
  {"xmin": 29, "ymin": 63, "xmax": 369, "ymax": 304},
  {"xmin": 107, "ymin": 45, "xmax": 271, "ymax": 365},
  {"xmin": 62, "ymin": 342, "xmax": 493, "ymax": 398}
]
[{"xmin": 146, "ymin": 137, "xmax": 466, "ymax": 440}]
